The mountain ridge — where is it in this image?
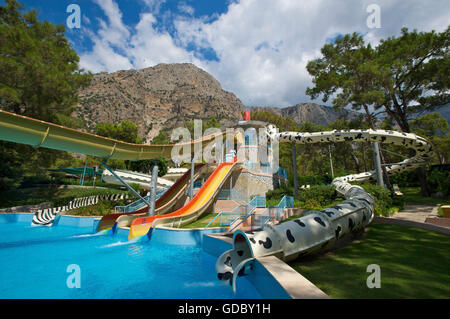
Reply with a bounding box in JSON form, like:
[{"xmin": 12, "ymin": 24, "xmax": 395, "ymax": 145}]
[{"xmin": 76, "ymin": 63, "xmax": 364, "ymax": 141}]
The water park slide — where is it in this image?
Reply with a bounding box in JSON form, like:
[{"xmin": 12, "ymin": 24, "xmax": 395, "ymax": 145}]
[
  {"xmin": 102, "ymin": 169, "xmax": 174, "ymax": 190},
  {"xmin": 216, "ymin": 126, "xmax": 434, "ymax": 291},
  {"xmin": 96, "ymin": 163, "xmax": 206, "ymax": 232},
  {"xmin": 32, "ymin": 194, "xmax": 129, "ymax": 226},
  {"xmin": 128, "ymin": 160, "xmax": 238, "ymax": 240},
  {"xmin": 0, "ymin": 110, "xmax": 225, "ymax": 161}
]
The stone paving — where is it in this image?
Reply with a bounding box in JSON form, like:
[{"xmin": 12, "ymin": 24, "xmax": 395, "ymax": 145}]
[{"xmin": 391, "ymin": 204, "xmax": 439, "ymax": 223}]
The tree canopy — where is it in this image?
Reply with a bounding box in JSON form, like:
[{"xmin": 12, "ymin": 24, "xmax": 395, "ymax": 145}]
[
  {"xmin": 306, "ymin": 27, "xmax": 449, "ymax": 133},
  {"xmin": 96, "ymin": 121, "xmax": 143, "ymax": 144},
  {"xmin": 0, "ymin": 0, "xmax": 92, "ymax": 190},
  {"xmin": 0, "ymin": 0, "xmax": 92, "ymax": 124}
]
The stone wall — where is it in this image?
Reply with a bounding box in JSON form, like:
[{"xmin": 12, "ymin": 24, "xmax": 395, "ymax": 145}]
[{"xmin": 229, "ymin": 169, "xmax": 287, "ymax": 198}]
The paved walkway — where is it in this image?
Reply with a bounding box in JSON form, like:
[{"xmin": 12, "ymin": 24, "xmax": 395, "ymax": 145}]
[{"xmin": 391, "ymin": 204, "xmax": 439, "ymax": 223}]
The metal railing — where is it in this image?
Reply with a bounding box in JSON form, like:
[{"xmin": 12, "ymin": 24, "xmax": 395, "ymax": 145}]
[
  {"xmin": 114, "ymin": 187, "xmax": 168, "ymax": 213},
  {"xmin": 248, "ymin": 196, "xmax": 266, "ymax": 208},
  {"xmin": 218, "ymin": 189, "xmax": 250, "ymax": 204},
  {"xmin": 249, "ymin": 195, "xmax": 294, "ymax": 231},
  {"xmin": 204, "ymin": 195, "xmax": 266, "ymax": 228}
]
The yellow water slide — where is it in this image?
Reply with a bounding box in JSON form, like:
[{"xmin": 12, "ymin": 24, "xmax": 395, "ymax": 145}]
[{"xmin": 128, "ymin": 160, "xmax": 238, "ymax": 240}]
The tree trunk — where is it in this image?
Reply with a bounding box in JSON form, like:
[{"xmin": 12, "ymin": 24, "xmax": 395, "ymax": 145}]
[
  {"xmin": 417, "ymin": 166, "xmax": 431, "ymax": 196},
  {"xmin": 350, "ymin": 151, "xmax": 361, "ymax": 173},
  {"xmin": 391, "ymin": 118, "xmax": 431, "ymax": 196},
  {"xmin": 378, "ymin": 149, "xmax": 393, "ymax": 191}
]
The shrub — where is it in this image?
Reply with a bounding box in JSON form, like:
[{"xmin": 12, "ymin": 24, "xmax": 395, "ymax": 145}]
[
  {"xmin": 266, "ymin": 186, "xmax": 293, "ymax": 201},
  {"xmin": 296, "ymin": 185, "xmax": 338, "ymax": 208},
  {"xmin": 361, "ymin": 184, "xmax": 393, "ymax": 216},
  {"xmin": 427, "ymin": 170, "xmax": 450, "ymax": 196},
  {"xmin": 267, "ymin": 185, "xmax": 339, "ymax": 210},
  {"xmin": 69, "ymin": 198, "xmax": 132, "ymax": 216},
  {"xmin": 297, "ymin": 175, "xmax": 333, "ymax": 186},
  {"xmin": 389, "ymin": 171, "xmax": 420, "ymax": 187}
]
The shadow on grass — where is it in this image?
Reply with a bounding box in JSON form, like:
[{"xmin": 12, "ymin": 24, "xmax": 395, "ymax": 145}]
[{"xmin": 288, "ymin": 222, "xmax": 450, "ymax": 299}]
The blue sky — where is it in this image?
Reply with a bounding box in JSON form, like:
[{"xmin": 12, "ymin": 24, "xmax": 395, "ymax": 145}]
[{"xmin": 5, "ymin": 0, "xmax": 450, "ymax": 107}]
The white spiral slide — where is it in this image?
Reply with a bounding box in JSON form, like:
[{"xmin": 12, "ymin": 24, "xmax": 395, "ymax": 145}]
[{"xmin": 216, "ymin": 126, "xmax": 434, "ymax": 292}]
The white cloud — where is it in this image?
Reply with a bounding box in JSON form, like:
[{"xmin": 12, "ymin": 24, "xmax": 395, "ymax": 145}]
[
  {"xmin": 178, "ymin": 3, "xmax": 195, "ymax": 16},
  {"xmin": 78, "ymin": 0, "xmax": 450, "ymax": 107}
]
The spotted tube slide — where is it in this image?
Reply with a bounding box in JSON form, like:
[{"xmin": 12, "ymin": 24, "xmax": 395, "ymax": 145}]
[{"xmin": 216, "ymin": 125, "xmax": 434, "ymax": 292}]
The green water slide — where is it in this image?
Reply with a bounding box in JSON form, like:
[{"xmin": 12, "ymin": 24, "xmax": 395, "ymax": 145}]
[{"xmin": 0, "ymin": 110, "xmax": 225, "ymax": 161}]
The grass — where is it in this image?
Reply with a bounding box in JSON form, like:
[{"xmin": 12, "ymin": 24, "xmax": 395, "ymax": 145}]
[
  {"xmin": 180, "ymin": 213, "xmax": 223, "ymax": 229},
  {"xmin": 0, "ymin": 186, "xmax": 130, "ymax": 209},
  {"xmin": 401, "ymin": 187, "xmax": 450, "ymax": 205},
  {"xmin": 289, "ymin": 222, "xmax": 450, "ymax": 298}
]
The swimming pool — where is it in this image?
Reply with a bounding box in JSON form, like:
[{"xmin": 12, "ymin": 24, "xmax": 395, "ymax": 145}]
[{"xmin": 0, "ymin": 218, "xmax": 263, "ymax": 299}]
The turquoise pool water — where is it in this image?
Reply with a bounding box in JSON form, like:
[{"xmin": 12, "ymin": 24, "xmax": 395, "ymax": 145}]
[{"xmin": 0, "ymin": 222, "xmax": 261, "ymax": 299}]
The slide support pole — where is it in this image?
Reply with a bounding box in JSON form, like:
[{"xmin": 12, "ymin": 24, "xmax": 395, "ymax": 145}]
[
  {"xmin": 148, "ymin": 164, "xmax": 159, "ymax": 216},
  {"xmin": 292, "ymin": 142, "xmax": 298, "ymax": 200},
  {"xmin": 189, "ymin": 157, "xmax": 195, "ymax": 200},
  {"xmin": 372, "ymin": 142, "xmax": 384, "ymax": 187},
  {"xmin": 101, "ymin": 161, "xmax": 151, "ymax": 207}
]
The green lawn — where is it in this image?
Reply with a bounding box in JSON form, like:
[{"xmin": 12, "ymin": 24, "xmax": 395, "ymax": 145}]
[
  {"xmin": 0, "ymin": 186, "xmax": 129, "ymax": 209},
  {"xmin": 180, "ymin": 213, "xmax": 222, "ymax": 229},
  {"xmin": 289, "ymin": 222, "xmax": 450, "ymax": 298},
  {"xmin": 401, "ymin": 187, "xmax": 450, "ymax": 205}
]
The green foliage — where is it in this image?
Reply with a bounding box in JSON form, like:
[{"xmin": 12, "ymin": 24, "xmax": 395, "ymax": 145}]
[
  {"xmin": 266, "ymin": 185, "xmax": 340, "ymax": 210},
  {"xmin": 95, "ymin": 121, "xmax": 143, "ymax": 144},
  {"xmin": 296, "ymin": 185, "xmax": 338, "ymax": 208},
  {"xmin": 95, "ymin": 121, "xmax": 143, "ymax": 170},
  {"xmin": 360, "ymin": 184, "xmax": 393, "ymax": 216},
  {"xmin": 410, "ymin": 113, "xmax": 450, "ymax": 164},
  {"xmin": 151, "ymin": 130, "xmax": 170, "ymax": 144},
  {"xmin": 185, "ymin": 116, "xmax": 222, "ymax": 137},
  {"xmin": 0, "ymin": 0, "xmax": 92, "ymax": 122},
  {"xmin": 69, "ymin": 198, "xmax": 133, "ymax": 217},
  {"xmin": 297, "ymin": 175, "xmax": 332, "ymax": 186},
  {"xmin": 427, "ymin": 170, "xmax": 450, "ymax": 195},
  {"xmin": 306, "ymin": 27, "xmax": 450, "ymax": 133},
  {"xmin": 0, "ymin": 186, "xmax": 128, "ymax": 209},
  {"xmin": 129, "ymin": 158, "xmax": 168, "ymax": 177},
  {"xmin": 0, "ymin": 0, "xmax": 92, "ymax": 190},
  {"xmin": 0, "ymin": 141, "xmax": 23, "ymax": 190},
  {"xmin": 375, "ymin": 27, "xmax": 449, "ymax": 131},
  {"xmin": 265, "ymin": 185, "xmax": 294, "ymax": 201},
  {"xmin": 388, "ymin": 170, "xmax": 420, "ymax": 187},
  {"xmin": 268, "ymin": 183, "xmax": 400, "ymax": 216}
]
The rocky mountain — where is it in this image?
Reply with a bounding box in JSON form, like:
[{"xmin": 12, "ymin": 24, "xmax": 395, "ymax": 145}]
[
  {"xmin": 249, "ymin": 103, "xmax": 360, "ymax": 126},
  {"xmin": 76, "ymin": 63, "xmax": 244, "ymax": 142}
]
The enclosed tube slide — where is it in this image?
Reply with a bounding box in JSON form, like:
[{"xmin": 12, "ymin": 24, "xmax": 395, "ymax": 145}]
[
  {"xmin": 96, "ymin": 164, "xmax": 206, "ymax": 232},
  {"xmin": 216, "ymin": 126, "xmax": 434, "ymax": 292},
  {"xmin": 128, "ymin": 160, "xmax": 238, "ymax": 240}
]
